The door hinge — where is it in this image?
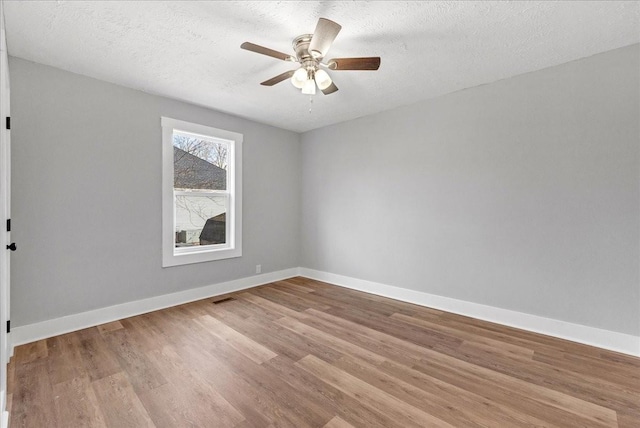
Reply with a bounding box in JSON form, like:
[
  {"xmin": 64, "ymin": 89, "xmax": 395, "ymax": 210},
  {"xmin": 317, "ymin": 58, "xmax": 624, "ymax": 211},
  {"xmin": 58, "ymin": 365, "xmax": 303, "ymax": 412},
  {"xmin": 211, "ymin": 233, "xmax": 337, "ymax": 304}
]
[
  {"xmin": 5, "ymin": 117, "xmax": 9, "ymax": 130},
  {"xmin": 6, "ymin": 320, "xmax": 9, "ymax": 333},
  {"xmin": 6, "ymin": 218, "xmax": 10, "ymax": 232}
]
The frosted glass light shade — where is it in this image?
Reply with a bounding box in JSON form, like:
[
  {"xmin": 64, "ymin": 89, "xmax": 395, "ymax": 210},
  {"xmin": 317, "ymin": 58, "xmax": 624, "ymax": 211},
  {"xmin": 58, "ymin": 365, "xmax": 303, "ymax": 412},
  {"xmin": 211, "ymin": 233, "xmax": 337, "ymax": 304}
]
[
  {"xmin": 302, "ymin": 78, "xmax": 316, "ymax": 95},
  {"xmin": 291, "ymin": 68, "xmax": 307, "ymax": 89},
  {"xmin": 314, "ymin": 69, "xmax": 332, "ymax": 90}
]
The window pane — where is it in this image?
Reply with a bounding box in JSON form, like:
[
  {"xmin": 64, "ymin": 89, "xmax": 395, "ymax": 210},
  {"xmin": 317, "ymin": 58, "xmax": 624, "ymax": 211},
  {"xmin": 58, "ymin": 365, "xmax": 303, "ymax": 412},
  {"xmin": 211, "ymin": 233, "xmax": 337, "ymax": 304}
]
[
  {"xmin": 173, "ymin": 133, "xmax": 228, "ymax": 191},
  {"xmin": 175, "ymin": 194, "xmax": 228, "ymax": 247}
]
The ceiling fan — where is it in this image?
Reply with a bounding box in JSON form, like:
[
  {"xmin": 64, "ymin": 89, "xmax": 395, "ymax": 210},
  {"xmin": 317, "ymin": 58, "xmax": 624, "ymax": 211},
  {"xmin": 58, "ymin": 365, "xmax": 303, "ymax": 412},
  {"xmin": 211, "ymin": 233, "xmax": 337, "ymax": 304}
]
[{"xmin": 241, "ymin": 18, "xmax": 381, "ymax": 95}]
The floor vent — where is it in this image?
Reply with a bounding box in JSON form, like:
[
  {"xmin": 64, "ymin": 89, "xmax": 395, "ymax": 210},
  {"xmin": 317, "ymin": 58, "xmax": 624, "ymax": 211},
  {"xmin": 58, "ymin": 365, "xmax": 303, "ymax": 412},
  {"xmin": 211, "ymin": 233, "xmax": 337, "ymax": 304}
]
[{"xmin": 212, "ymin": 297, "xmax": 235, "ymax": 304}]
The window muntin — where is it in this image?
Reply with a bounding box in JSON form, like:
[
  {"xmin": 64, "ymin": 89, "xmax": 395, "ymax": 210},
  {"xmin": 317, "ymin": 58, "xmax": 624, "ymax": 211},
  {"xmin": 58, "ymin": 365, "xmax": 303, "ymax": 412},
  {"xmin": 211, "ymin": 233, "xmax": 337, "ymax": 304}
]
[{"xmin": 162, "ymin": 117, "xmax": 242, "ymax": 267}]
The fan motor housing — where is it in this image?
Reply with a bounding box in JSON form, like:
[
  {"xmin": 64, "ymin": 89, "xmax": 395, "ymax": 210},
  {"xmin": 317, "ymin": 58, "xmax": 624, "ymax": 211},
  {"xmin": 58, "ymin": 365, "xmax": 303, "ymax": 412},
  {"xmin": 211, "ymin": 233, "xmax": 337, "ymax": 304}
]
[{"xmin": 292, "ymin": 34, "xmax": 315, "ymax": 63}]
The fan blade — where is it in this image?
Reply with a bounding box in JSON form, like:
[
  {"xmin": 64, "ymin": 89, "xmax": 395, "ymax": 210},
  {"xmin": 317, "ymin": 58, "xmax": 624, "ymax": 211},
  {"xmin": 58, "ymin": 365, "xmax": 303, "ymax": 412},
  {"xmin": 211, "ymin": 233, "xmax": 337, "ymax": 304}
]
[
  {"xmin": 241, "ymin": 42, "xmax": 295, "ymax": 62},
  {"xmin": 308, "ymin": 18, "xmax": 342, "ymax": 59},
  {"xmin": 260, "ymin": 70, "xmax": 296, "ymax": 86},
  {"xmin": 327, "ymin": 57, "xmax": 381, "ymax": 71},
  {"xmin": 321, "ymin": 82, "xmax": 339, "ymax": 95}
]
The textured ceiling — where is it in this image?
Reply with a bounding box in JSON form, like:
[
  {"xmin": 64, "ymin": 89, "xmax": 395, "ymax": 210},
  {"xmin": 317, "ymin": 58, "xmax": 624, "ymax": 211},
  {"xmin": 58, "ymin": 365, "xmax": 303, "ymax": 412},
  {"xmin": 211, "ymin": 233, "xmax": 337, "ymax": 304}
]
[{"xmin": 3, "ymin": 1, "xmax": 640, "ymax": 133}]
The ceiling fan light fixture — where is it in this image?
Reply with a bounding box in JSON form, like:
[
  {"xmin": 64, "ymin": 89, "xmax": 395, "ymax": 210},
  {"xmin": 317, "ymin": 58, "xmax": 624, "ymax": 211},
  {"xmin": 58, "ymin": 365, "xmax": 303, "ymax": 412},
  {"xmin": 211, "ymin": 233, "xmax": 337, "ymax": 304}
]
[
  {"xmin": 314, "ymin": 69, "xmax": 332, "ymax": 90},
  {"xmin": 243, "ymin": 17, "xmax": 379, "ymax": 97},
  {"xmin": 291, "ymin": 67, "xmax": 308, "ymax": 89},
  {"xmin": 302, "ymin": 77, "xmax": 316, "ymax": 95}
]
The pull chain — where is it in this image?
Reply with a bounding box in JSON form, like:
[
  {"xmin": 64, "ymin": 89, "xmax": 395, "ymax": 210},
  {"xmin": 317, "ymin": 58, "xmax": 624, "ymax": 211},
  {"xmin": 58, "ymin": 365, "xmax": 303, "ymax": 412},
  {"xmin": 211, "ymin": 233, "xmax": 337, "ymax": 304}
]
[{"xmin": 309, "ymin": 96, "xmax": 313, "ymax": 113}]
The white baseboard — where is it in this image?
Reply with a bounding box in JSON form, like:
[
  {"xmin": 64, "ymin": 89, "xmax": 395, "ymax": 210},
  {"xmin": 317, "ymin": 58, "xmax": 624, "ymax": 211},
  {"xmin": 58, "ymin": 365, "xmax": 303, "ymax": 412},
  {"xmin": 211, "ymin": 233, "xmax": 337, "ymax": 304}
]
[
  {"xmin": 299, "ymin": 268, "xmax": 640, "ymax": 357},
  {"xmin": 9, "ymin": 266, "xmax": 640, "ymax": 357},
  {"xmin": 0, "ymin": 390, "xmax": 6, "ymax": 428},
  {"xmin": 10, "ymin": 268, "xmax": 299, "ymax": 353}
]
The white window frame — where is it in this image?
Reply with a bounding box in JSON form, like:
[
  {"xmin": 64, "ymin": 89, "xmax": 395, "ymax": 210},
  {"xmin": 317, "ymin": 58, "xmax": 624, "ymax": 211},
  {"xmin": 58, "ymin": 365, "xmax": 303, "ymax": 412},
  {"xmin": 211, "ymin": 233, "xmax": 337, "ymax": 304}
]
[{"xmin": 161, "ymin": 117, "xmax": 242, "ymax": 267}]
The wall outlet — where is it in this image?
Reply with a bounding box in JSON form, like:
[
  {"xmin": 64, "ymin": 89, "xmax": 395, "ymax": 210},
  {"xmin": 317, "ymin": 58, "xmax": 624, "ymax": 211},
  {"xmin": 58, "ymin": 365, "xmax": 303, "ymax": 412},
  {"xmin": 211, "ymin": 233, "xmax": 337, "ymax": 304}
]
[{"xmin": 255, "ymin": 264, "xmax": 261, "ymax": 274}]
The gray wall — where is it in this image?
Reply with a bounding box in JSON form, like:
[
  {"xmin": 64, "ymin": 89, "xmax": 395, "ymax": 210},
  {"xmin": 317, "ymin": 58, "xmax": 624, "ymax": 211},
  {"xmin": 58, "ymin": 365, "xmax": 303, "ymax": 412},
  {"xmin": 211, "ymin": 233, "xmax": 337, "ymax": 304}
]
[
  {"xmin": 10, "ymin": 57, "xmax": 301, "ymax": 327},
  {"xmin": 301, "ymin": 44, "xmax": 640, "ymax": 335},
  {"xmin": 10, "ymin": 44, "xmax": 640, "ymax": 336}
]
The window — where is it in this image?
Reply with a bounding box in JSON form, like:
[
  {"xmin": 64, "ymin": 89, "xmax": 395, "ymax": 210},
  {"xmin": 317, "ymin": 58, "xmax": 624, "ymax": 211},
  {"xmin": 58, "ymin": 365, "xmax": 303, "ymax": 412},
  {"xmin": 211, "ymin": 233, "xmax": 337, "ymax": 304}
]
[{"xmin": 162, "ymin": 117, "xmax": 242, "ymax": 267}]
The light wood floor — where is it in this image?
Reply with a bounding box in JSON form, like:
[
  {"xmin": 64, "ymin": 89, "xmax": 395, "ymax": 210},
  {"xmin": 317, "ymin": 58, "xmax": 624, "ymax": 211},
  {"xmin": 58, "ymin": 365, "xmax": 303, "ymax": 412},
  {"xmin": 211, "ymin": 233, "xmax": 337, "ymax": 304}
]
[{"xmin": 7, "ymin": 277, "xmax": 640, "ymax": 427}]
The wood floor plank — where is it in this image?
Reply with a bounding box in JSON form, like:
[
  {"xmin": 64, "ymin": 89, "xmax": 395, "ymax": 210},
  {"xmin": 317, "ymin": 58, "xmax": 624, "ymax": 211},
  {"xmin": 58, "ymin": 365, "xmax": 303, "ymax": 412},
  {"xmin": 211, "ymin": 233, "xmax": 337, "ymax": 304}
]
[
  {"xmin": 599, "ymin": 349, "xmax": 640, "ymax": 367},
  {"xmin": 323, "ymin": 415, "xmax": 356, "ymax": 428},
  {"xmin": 411, "ymin": 353, "xmax": 618, "ymax": 427},
  {"xmin": 91, "ymin": 372, "xmax": 155, "ymax": 428},
  {"xmin": 75, "ymin": 328, "xmax": 122, "ymax": 382},
  {"xmin": 413, "ymin": 311, "xmax": 559, "ymax": 350},
  {"xmin": 617, "ymin": 411, "xmax": 640, "ymax": 428},
  {"xmin": 454, "ymin": 340, "xmax": 640, "ymax": 415},
  {"xmin": 52, "ymin": 377, "xmax": 107, "ymax": 428},
  {"xmin": 275, "ymin": 316, "xmax": 386, "ymax": 365},
  {"xmin": 101, "ymin": 328, "xmax": 168, "ymax": 392},
  {"xmin": 268, "ymin": 283, "xmax": 333, "ymax": 310},
  {"xmin": 118, "ymin": 315, "xmax": 170, "ymax": 352},
  {"xmin": 10, "ymin": 359, "xmax": 58, "ymax": 428},
  {"xmin": 173, "ymin": 344, "xmax": 274, "ymax": 427},
  {"xmin": 208, "ymin": 296, "xmax": 282, "ymax": 321},
  {"xmin": 304, "ymin": 307, "xmax": 449, "ymax": 363},
  {"xmin": 533, "ymin": 348, "xmax": 640, "ymax": 391},
  {"xmin": 312, "ymin": 305, "xmax": 635, "ymax": 422},
  {"xmin": 9, "ymin": 277, "xmax": 640, "ymax": 427},
  {"xmin": 296, "ymin": 308, "xmax": 427, "ymax": 368},
  {"xmin": 279, "ymin": 276, "xmax": 321, "ymax": 291},
  {"xmin": 326, "ymin": 305, "xmax": 464, "ymax": 351},
  {"xmin": 296, "ymin": 354, "xmax": 454, "ymax": 428},
  {"xmin": 141, "ymin": 345, "xmax": 245, "ymax": 428},
  {"xmin": 250, "ymin": 286, "xmax": 313, "ymax": 312},
  {"xmin": 391, "ymin": 312, "xmax": 535, "ymax": 360},
  {"xmin": 204, "ymin": 303, "xmax": 343, "ymax": 363},
  {"xmin": 194, "ymin": 314, "xmax": 278, "ymax": 364},
  {"xmin": 305, "ymin": 280, "xmax": 444, "ymax": 319},
  {"xmin": 14, "ymin": 340, "xmax": 48, "ymax": 364},
  {"xmin": 229, "ymin": 297, "xmax": 292, "ymax": 321},
  {"xmin": 138, "ymin": 311, "xmax": 194, "ymax": 349},
  {"xmin": 386, "ymin": 314, "xmax": 640, "ymax": 417},
  {"xmin": 440, "ymin": 311, "xmax": 605, "ymax": 357},
  {"xmin": 377, "ymin": 358, "xmax": 554, "ymax": 427},
  {"xmin": 263, "ymin": 355, "xmax": 393, "ymax": 428},
  {"xmin": 308, "ymin": 286, "xmax": 410, "ymax": 317},
  {"xmin": 97, "ymin": 321, "xmax": 124, "ymax": 335},
  {"xmin": 45, "ymin": 333, "xmax": 86, "ymax": 385},
  {"xmin": 189, "ymin": 328, "xmax": 333, "ymax": 427},
  {"xmin": 334, "ymin": 353, "xmax": 551, "ymax": 427},
  {"xmin": 412, "ymin": 355, "xmax": 619, "ymax": 427},
  {"xmin": 236, "ymin": 292, "xmax": 306, "ymax": 319},
  {"xmin": 275, "ymin": 279, "xmax": 316, "ymax": 293},
  {"xmin": 177, "ymin": 340, "xmax": 322, "ymax": 428},
  {"xmin": 332, "ymin": 354, "xmax": 488, "ymax": 427}
]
